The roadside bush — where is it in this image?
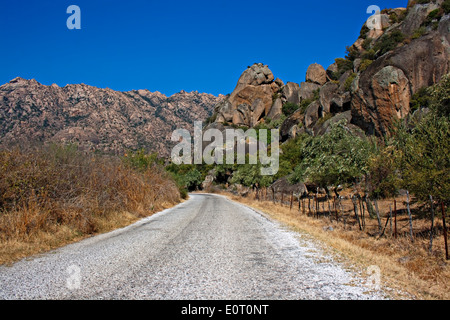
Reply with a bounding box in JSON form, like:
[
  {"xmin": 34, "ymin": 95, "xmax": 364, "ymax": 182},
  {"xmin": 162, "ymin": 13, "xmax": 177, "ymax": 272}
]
[{"xmin": 0, "ymin": 144, "xmax": 180, "ymax": 241}]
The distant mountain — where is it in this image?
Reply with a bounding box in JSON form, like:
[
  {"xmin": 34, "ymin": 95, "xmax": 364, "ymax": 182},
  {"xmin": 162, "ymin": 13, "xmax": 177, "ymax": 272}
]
[{"xmin": 0, "ymin": 77, "xmax": 224, "ymax": 156}]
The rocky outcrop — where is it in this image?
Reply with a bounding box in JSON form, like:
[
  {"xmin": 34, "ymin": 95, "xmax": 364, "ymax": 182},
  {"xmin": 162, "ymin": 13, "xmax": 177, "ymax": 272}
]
[
  {"xmin": 304, "ymin": 101, "xmax": 321, "ymax": 129},
  {"xmin": 280, "ymin": 108, "xmax": 304, "ymax": 141},
  {"xmin": 401, "ymin": 1, "xmax": 442, "ymax": 36},
  {"xmin": 299, "ymin": 82, "xmax": 320, "ymax": 101},
  {"xmin": 214, "ymin": 63, "xmax": 283, "ymax": 127},
  {"xmin": 282, "ymin": 82, "xmax": 301, "ymax": 105},
  {"xmin": 352, "ymin": 66, "xmax": 411, "ymax": 136},
  {"xmin": 306, "ymin": 63, "xmax": 327, "ymax": 85},
  {"xmin": 351, "ymin": 12, "xmax": 449, "ymax": 136},
  {"xmin": 0, "ymin": 78, "xmax": 224, "ymax": 156}
]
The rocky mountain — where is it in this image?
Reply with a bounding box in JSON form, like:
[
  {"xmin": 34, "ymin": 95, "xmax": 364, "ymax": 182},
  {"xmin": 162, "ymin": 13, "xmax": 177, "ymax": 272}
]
[
  {"xmin": 212, "ymin": 0, "xmax": 449, "ymax": 140},
  {"xmin": 0, "ymin": 77, "xmax": 224, "ymax": 156}
]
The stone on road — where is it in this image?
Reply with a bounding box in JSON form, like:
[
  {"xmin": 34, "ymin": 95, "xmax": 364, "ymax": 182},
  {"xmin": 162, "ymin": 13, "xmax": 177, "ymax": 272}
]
[{"xmin": 0, "ymin": 194, "xmax": 388, "ymax": 300}]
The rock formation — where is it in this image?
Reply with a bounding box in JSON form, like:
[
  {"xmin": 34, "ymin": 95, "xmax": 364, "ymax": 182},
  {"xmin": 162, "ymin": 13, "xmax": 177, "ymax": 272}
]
[
  {"xmin": 214, "ymin": 63, "xmax": 282, "ymax": 127},
  {"xmin": 211, "ymin": 0, "xmax": 449, "ymax": 140}
]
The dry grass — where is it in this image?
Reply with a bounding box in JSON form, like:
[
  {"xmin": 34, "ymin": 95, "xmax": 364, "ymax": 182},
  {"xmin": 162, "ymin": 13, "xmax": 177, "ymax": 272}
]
[
  {"xmin": 213, "ymin": 189, "xmax": 449, "ymax": 300},
  {"xmin": 0, "ymin": 145, "xmax": 181, "ymax": 265}
]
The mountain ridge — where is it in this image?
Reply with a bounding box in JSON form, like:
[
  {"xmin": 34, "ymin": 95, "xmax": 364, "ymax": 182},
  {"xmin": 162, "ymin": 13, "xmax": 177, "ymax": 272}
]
[{"xmin": 0, "ymin": 76, "xmax": 224, "ymax": 156}]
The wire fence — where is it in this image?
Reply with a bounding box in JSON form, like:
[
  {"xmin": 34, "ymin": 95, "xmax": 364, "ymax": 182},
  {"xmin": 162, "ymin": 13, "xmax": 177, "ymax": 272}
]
[{"xmin": 251, "ymin": 187, "xmax": 449, "ymax": 260}]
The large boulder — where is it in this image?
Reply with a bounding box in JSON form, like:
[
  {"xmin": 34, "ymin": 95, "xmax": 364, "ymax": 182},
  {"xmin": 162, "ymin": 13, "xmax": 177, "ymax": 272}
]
[
  {"xmin": 304, "ymin": 101, "xmax": 321, "ymax": 128},
  {"xmin": 282, "ymin": 82, "xmax": 301, "ymax": 105},
  {"xmin": 215, "ymin": 63, "xmax": 281, "ymax": 127},
  {"xmin": 326, "ymin": 62, "xmax": 338, "ymax": 80},
  {"xmin": 280, "ymin": 108, "xmax": 305, "ymax": 141},
  {"xmin": 215, "ymin": 100, "xmax": 234, "ymax": 123},
  {"xmin": 232, "ymin": 63, "xmax": 275, "ymax": 95},
  {"xmin": 267, "ymin": 97, "xmax": 282, "ymax": 120},
  {"xmin": 232, "ymin": 84, "xmax": 275, "ymax": 125},
  {"xmin": 319, "ymin": 82, "xmax": 339, "ymax": 114},
  {"xmin": 314, "ymin": 111, "xmax": 352, "ymax": 136},
  {"xmin": 352, "ymin": 66, "xmax": 411, "ymax": 136},
  {"xmin": 351, "ymin": 23, "xmax": 449, "ymax": 136},
  {"xmin": 299, "ymin": 82, "xmax": 320, "ymax": 101},
  {"xmin": 306, "ymin": 63, "xmax": 328, "ymax": 85}
]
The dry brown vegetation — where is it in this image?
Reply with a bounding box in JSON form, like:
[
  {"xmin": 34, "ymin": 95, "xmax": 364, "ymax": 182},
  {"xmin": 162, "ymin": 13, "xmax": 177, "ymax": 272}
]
[
  {"xmin": 0, "ymin": 144, "xmax": 181, "ymax": 265},
  {"xmin": 214, "ymin": 189, "xmax": 449, "ymax": 300}
]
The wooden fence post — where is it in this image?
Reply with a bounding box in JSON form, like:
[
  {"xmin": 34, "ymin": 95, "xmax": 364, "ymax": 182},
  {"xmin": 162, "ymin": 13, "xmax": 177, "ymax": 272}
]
[
  {"xmin": 429, "ymin": 195, "xmax": 435, "ymax": 253},
  {"xmin": 313, "ymin": 195, "xmax": 316, "ymax": 218},
  {"xmin": 389, "ymin": 205, "xmax": 393, "ymax": 237},
  {"xmin": 315, "ymin": 188, "xmax": 319, "ymax": 218},
  {"xmin": 290, "ymin": 192, "xmax": 293, "ymax": 211},
  {"xmin": 441, "ymin": 201, "xmax": 449, "ymax": 260},
  {"xmin": 327, "ymin": 196, "xmax": 332, "ymax": 222},
  {"xmin": 378, "ymin": 210, "xmax": 392, "ymax": 240},
  {"xmin": 352, "ymin": 196, "xmax": 363, "ymax": 231},
  {"xmin": 308, "ymin": 196, "xmax": 311, "ymax": 216},
  {"xmin": 373, "ymin": 199, "xmax": 382, "ymax": 233},
  {"xmin": 394, "ymin": 200, "xmax": 398, "ymax": 239},
  {"xmin": 360, "ymin": 197, "xmax": 365, "ymax": 229},
  {"xmin": 334, "ymin": 196, "xmax": 338, "ymax": 221},
  {"xmin": 406, "ymin": 191, "xmax": 414, "ymax": 242},
  {"xmin": 339, "ymin": 199, "xmax": 345, "ymax": 229}
]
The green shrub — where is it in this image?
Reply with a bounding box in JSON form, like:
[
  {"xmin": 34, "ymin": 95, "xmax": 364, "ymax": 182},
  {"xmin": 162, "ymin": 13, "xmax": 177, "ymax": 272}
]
[
  {"xmin": 422, "ymin": 8, "xmax": 443, "ymax": 27},
  {"xmin": 316, "ymin": 113, "xmax": 333, "ymax": 126},
  {"xmin": 359, "ymin": 24, "xmax": 370, "ymax": 39},
  {"xmin": 345, "ymin": 45, "xmax": 360, "ymax": 61},
  {"xmin": 362, "ymin": 37, "xmax": 373, "ymax": 51},
  {"xmin": 282, "ymin": 102, "xmax": 300, "ymax": 117},
  {"xmin": 362, "ymin": 49, "xmax": 376, "ymax": 60},
  {"xmin": 344, "ymin": 73, "xmax": 357, "ymax": 91},
  {"xmin": 410, "ymin": 87, "xmax": 432, "ymax": 112},
  {"xmin": 334, "ymin": 58, "xmax": 354, "ymax": 79},
  {"xmin": 412, "ymin": 26, "xmax": 427, "ymax": 39},
  {"xmin": 373, "ymin": 29, "xmax": 405, "ymax": 57},
  {"xmin": 359, "ymin": 59, "xmax": 373, "ymax": 72},
  {"xmin": 443, "ymin": 0, "xmax": 450, "ymax": 14}
]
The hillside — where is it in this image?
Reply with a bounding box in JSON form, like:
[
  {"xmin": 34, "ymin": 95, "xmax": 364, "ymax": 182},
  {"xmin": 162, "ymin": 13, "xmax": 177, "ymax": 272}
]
[
  {"xmin": 211, "ymin": 0, "xmax": 449, "ymax": 139},
  {"xmin": 0, "ymin": 78, "xmax": 224, "ymax": 156},
  {"xmin": 171, "ymin": 0, "xmax": 449, "ymax": 201}
]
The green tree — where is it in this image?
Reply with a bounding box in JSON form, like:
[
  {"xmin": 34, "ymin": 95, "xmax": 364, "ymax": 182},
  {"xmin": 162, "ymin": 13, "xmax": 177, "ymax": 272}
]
[
  {"xmin": 428, "ymin": 73, "xmax": 450, "ymax": 117},
  {"xmin": 230, "ymin": 163, "xmax": 274, "ymax": 188},
  {"xmin": 290, "ymin": 120, "xmax": 376, "ymax": 195},
  {"xmin": 396, "ymin": 114, "xmax": 450, "ymax": 203}
]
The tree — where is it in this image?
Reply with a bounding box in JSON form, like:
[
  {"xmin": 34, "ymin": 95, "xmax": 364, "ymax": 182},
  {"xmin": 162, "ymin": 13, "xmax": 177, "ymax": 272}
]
[
  {"xmin": 368, "ymin": 74, "xmax": 450, "ymax": 201},
  {"xmin": 230, "ymin": 163, "xmax": 274, "ymax": 188},
  {"xmin": 290, "ymin": 120, "xmax": 376, "ymax": 195},
  {"xmin": 396, "ymin": 114, "xmax": 450, "ymax": 203}
]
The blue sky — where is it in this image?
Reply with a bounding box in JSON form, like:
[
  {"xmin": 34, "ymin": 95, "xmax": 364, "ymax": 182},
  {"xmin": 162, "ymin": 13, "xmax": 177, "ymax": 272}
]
[{"xmin": 0, "ymin": 0, "xmax": 408, "ymax": 96}]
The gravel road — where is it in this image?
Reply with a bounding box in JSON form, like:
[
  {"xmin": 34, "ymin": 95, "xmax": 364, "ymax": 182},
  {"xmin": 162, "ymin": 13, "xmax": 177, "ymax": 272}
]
[{"xmin": 0, "ymin": 193, "xmax": 390, "ymax": 300}]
